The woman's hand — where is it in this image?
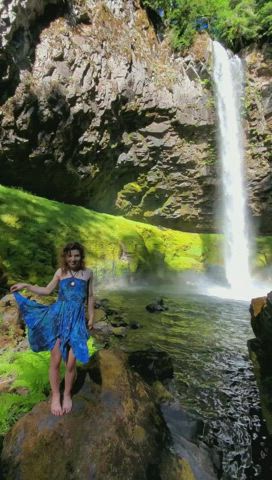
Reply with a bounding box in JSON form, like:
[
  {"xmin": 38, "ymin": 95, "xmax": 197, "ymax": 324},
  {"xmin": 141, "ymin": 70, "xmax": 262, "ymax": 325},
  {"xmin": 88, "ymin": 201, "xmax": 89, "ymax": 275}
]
[{"xmin": 10, "ymin": 283, "xmax": 28, "ymax": 293}]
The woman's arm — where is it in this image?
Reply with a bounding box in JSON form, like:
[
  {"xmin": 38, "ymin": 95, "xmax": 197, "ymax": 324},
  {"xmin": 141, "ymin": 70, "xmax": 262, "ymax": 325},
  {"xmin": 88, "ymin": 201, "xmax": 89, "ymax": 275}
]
[
  {"xmin": 87, "ymin": 271, "xmax": 95, "ymax": 329},
  {"xmin": 10, "ymin": 269, "xmax": 61, "ymax": 296}
]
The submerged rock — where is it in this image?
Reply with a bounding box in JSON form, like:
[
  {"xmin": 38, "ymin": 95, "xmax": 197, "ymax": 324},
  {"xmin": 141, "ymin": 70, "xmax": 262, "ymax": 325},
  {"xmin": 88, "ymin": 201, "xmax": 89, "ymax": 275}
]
[
  {"xmin": 146, "ymin": 298, "xmax": 168, "ymax": 313},
  {"xmin": 128, "ymin": 349, "xmax": 174, "ymax": 382}
]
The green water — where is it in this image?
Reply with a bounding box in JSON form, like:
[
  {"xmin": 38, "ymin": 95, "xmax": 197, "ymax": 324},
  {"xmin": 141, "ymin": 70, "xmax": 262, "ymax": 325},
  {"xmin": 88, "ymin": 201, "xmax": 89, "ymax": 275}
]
[{"xmin": 98, "ymin": 286, "xmax": 270, "ymax": 480}]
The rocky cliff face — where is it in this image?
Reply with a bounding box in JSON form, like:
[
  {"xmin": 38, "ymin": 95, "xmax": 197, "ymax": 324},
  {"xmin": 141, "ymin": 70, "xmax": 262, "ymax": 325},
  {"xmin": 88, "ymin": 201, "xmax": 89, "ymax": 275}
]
[
  {"xmin": 0, "ymin": 0, "xmax": 217, "ymax": 233},
  {"xmin": 243, "ymin": 45, "xmax": 272, "ymax": 234},
  {"xmin": 0, "ymin": 0, "xmax": 271, "ymax": 233}
]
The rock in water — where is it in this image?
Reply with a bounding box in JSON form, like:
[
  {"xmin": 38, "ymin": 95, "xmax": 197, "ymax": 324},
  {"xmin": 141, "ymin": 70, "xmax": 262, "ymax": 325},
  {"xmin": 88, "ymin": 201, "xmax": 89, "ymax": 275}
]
[
  {"xmin": 128, "ymin": 350, "xmax": 174, "ymax": 382},
  {"xmin": 249, "ymin": 295, "xmax": 272, "ymax": 434},
  {"xmin": 146, "ymin": 298, "xmax": 168, "ymax": 313}
]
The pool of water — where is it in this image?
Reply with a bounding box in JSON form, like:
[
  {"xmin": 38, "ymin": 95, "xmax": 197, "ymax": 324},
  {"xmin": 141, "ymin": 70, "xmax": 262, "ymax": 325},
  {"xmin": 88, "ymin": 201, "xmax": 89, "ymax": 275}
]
[{"xmin": 97, "ymin": 286, "xmax": 272, "ymax": 480}]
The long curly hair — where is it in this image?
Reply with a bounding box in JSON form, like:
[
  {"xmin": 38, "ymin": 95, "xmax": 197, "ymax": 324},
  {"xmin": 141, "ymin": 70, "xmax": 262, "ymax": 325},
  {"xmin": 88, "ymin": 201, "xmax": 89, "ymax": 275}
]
[{"xmin": 60, "ymin": 242, "xmax": 86, "ymax": 273}]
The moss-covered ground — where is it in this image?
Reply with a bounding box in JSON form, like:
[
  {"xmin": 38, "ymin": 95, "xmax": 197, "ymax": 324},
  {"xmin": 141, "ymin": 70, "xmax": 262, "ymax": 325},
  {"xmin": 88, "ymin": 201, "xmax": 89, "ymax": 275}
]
[
  {"xmin": 1, "ymin": 184, "xmax": 272, "ymax": 285},
  {"xmin": 0, "ymin": 184, "xmax": 223, "ymax": 286}
]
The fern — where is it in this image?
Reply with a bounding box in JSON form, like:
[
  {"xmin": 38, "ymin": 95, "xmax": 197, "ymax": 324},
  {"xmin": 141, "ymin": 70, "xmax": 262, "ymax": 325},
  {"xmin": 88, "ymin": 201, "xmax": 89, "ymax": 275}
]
[{"xmin": 0, "ymin": 337, "xmax": 97, "ymax": 435}]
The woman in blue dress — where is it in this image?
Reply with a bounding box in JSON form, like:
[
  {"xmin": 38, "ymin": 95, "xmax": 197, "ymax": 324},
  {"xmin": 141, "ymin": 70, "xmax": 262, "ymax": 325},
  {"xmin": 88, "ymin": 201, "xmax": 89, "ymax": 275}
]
[{"xmin": 10, "ymin": 242, "xmax": 94, "ymax": 416}]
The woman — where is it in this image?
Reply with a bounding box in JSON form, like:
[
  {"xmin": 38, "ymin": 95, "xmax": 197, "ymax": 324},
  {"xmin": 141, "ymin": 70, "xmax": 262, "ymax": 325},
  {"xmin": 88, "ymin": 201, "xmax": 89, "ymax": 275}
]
[{"xmin": 10, "ymin": 241, "xmax": 94, "ymax": 416}]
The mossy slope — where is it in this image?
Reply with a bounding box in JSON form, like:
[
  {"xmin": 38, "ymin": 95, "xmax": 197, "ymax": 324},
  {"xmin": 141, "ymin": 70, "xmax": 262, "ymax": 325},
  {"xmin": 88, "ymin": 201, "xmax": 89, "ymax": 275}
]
[
  {"xmin": 1, "ymin": 184, "xmax": 272, "ymax": 286},
  {"xmin": 0, "ymin": 184, "xmax": 221, "ymax": 285}
]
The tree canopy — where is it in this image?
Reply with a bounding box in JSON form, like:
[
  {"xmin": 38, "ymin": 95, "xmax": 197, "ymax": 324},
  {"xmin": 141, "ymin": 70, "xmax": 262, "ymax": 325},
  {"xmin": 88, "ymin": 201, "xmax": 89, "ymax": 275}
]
[{"xmin": 142, "ymin": 0, "xmax": 272, "ymax": 51}]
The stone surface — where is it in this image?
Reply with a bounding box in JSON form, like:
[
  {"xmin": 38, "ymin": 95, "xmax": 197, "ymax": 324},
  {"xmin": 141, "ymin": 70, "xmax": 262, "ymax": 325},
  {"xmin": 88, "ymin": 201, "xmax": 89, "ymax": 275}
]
[
  {"xmin": 249, "ymin": 295, "xmax": 272, "ymax": 345},
  {"xmin": 0, "ymin": 293, "xmax": 25, "ymax": 350},
  {"xmin": 128, "ymin": 349, "xmax": 174, "ymax": 382},
  {"xmin": 1, "ymin": 348, "xmax": 216, "ymax": 480},
  {"xmin": 0, "ymin": 1, "xmax": 270, "ymax": 233},
  {"xmin": 242, "ymin": 44, "xmax": 272, "ymax": 234},
  {"xmin": 0, "ymin": 0, "xmax": 217, "ymax": 233},
  {"xmin": 249, "ymin": 295, "xmax": 272, "ymax": 434}
]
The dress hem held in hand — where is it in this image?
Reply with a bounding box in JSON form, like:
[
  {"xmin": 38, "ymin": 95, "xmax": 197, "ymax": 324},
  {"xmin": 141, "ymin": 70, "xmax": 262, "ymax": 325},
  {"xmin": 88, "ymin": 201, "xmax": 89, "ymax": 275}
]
[{"xmin": 13, "ymin": 277, "xmax": 90, "ymax": 363}]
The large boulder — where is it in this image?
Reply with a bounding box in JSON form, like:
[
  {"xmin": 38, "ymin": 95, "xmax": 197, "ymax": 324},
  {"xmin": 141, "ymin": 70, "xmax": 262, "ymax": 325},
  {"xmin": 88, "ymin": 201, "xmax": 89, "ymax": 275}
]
[
  {"xmin": 1, "ymin": 348, "xmax": 217, "ymax": 479},
  {"xmin": 249, "ymin": 295, "xmax": 272, "ymax": 433},
  {"xmin": 249, "ymin": 294, "xmax": 272, "ymax": 349}
]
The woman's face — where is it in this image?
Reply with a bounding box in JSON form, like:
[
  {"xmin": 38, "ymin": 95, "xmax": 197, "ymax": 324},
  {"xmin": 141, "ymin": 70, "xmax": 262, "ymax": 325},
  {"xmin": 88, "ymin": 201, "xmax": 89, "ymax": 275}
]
[{"xmin": 66, "ymin": 249, "xmax": 82, "ymax": 270}]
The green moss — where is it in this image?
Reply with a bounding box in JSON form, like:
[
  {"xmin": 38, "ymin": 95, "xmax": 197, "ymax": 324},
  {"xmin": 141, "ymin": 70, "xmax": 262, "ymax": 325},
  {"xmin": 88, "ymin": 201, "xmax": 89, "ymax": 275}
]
[
  {"xmin": 0, "ymin": 184, "xmax": 224, "ymax": 284},
  {"xmin": 255, "ymin": 237, "xmax": 272, "ymax": 269},
  {"xmin": 2, "ymin": 184, "xmax": 272, "ymax": 282},
  {"xmin": 122, "ymin": 182, "xmax": 142, "ymax": 194},
  {"xmin": 0, "ymin": 338, "xmax": 96, "ymax": 435}
]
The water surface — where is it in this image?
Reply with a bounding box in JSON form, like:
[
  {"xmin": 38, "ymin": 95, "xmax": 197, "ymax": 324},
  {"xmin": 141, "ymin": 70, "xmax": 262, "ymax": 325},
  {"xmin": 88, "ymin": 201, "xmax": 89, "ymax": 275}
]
[{"xmin": 98, "ymin": 286, "xmax": 271, "ymax": 480}]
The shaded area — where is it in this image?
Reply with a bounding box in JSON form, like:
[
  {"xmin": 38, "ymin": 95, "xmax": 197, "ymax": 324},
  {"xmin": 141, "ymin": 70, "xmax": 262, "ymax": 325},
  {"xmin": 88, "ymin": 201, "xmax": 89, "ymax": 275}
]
[{"xmin": 0, "ymin": 1, "xmax": 70, "ymax": 105}]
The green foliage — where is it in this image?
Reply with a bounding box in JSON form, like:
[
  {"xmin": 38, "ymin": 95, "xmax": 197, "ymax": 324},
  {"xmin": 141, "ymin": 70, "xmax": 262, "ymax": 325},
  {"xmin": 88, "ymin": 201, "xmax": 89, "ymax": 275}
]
[
  {"xmin": 217, "ymin": 0, "xmax": 259, "ymax": 50},
  {"xmin": 257, "ymin": 1, "xmax": 272, "ymax": 39},
  {"xmin": 142, "ymin": 0, "xmax": 271, "ymax": 51},
  {"xmin": 0, "ymin": 339, "xmax": 97, "ymax": 435}
]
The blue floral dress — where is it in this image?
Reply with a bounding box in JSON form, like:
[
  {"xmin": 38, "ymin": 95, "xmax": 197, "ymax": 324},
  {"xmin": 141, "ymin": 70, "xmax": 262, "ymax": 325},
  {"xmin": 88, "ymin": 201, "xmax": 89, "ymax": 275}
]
[{"xmin": 13, "ymin": 277, "xmax": 90, "ymax": 363}]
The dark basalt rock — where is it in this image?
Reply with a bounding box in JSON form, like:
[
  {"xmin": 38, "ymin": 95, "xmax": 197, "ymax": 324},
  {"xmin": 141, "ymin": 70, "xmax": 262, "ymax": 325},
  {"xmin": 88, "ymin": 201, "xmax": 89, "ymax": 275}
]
[
  {"xmin": 146, "ymin": 298, "xmax": 168, "ymax": 313},
  {"xmin": 129, "ymin": 321, "xmax": 141, "ymax": 329},
  {"xmin": 110, "ymin": 319, "xmax": 128, "ymax": 327},
  {"xmin": 128, "ymin": 349, "xmax": 174, "ymax": 382},
  {"xmin": 0, "ymin": 1, "xmax": 218, "ymax": 234},
  {"xmin": 249, "ymin": 295, "xmax": 272, "ymax": 434},
  {"xmin": 249, "ymin": 295, "xmax": 272, "ymax": 349}
]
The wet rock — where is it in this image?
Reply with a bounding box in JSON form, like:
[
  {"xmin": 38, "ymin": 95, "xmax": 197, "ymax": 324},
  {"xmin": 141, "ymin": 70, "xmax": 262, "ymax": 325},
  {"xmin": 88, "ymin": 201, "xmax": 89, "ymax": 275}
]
[
  {"xmin": 152, "ymin": 381, "xmax": 174, "ymax": 403},
  {"xmin": 93, "ymin": 308, "xmax": 107, "ymax": 323},
  {"xmin": 110, "ymin": 318, "xmax": 128, "ymax": 327},
  {"xmin": 111, "ymin": 326, "xmax": 127, "ymax": 338},
  {"xmin": 128, "ymin": 349, "xmax": 174, "ymax": 382},
  {"xmin": 249, "ymin": 295, "xmax": 272, "ymax": 434},
  {"xmin": 146, "ymin": 298, "xmax": 168, "ymax": 313},
  {"xmin": 129, "ymin": 321, "xmax": 141, "ymax": 329},
  {"xmin": 92, "ymin": 320, "xmax": 113, "ymax": 335},
  {"xmin": 161, "ymin": 402, "xmax": 204, "ymax": 443},
  {"xmin": 249, "ymin": 295, "xmax": 272, "ymax": 347}
]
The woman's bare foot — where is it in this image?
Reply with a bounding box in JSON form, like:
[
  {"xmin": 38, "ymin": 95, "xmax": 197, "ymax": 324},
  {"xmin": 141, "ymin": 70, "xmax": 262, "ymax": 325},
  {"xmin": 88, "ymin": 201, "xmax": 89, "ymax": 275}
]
[
  {"xmin": 51, "ymin": 394, "xmax": 63, "ymax": 416},
  {"xmin": 62, "ymin": 393, "xmax": 73, "ymax": 414}
]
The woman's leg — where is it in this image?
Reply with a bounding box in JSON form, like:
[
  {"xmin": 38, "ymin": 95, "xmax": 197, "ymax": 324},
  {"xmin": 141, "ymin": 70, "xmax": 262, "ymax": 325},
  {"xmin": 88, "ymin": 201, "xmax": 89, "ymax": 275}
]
[
  {"xmin": 49, "ymin": 339, "xmax": 63, "ymax": 416},
  {"xmin": 63, "ymin": 347, "xmax": 77, "ymax": 414}
]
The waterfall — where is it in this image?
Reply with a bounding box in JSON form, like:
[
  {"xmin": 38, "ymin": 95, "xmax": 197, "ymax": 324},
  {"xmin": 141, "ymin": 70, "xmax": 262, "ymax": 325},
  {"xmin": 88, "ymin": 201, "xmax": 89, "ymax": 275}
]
[{"xmin": 212, "ymin": 41, "xmax": 252, "ymax": 294}]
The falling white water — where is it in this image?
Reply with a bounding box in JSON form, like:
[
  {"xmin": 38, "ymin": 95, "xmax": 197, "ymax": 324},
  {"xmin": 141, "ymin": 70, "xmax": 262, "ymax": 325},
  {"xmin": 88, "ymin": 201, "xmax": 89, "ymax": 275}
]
[
  {"xmin": 212, "ymin": 41, "xmax": 252, "ymax": 295},
  {"xmin": 181, "ymin": 41, "xmax": 271, "ymax": 300}
]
